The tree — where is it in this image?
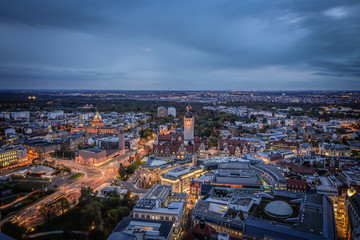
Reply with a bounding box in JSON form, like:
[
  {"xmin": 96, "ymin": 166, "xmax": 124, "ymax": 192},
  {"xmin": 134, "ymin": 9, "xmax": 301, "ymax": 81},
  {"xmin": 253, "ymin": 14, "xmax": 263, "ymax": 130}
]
[
  {"xmin": 80, "ymin": 201, "xmax": 102, "ymax": 229},
  {"xmin": 79, "ymin": 186, "xmax": 98, "ymax": 206},
  {"xmin": 58, "ymin": 196, "xmax": 70, "ymax": 214},
  {"xmin": 118, "ymin": 163, "xmax": 127, "ymax": 180},
  {"xmin": 39, "ymin": 202, "xmax": 57, "ymax": 222},
  {"xmin": 89, "ymin": 227, "xmax": 105, "ymax": 240},
  {"xmin": 2, "ymin": 221, "xmax": 26, "ymax": 239}
]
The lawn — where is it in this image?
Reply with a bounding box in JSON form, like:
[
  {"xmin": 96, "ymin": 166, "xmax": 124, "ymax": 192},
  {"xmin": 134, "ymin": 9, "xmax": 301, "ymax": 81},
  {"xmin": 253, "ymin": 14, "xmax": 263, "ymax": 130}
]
[{"xmin": 68, "ymin": 173, "xmax": 83, "ymax": 180}]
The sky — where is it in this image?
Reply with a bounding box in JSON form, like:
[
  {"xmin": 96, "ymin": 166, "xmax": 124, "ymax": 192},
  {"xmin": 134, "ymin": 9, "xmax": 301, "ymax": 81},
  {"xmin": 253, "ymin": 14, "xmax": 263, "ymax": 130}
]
[{"xmin": 0, "ymin": 0, "xmax": 359, "ymax": 90}]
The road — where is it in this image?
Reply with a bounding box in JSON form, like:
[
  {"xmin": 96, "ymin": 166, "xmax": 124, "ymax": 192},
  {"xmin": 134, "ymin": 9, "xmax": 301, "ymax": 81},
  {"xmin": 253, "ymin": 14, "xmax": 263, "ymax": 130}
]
[{"xmin": 0, "ymin": 147, "xmax": 150, "ymax": 228}]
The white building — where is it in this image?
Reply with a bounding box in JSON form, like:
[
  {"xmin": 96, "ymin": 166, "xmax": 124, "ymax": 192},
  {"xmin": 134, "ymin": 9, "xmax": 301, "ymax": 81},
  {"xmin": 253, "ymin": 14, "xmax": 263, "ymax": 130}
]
[
  {"xmin": 11, "ymin": 111, "xmax": 30, "ymax": 120},
  {"xmin": 168, "ymin": 107, "xmax": 176, "ymax": 117}
]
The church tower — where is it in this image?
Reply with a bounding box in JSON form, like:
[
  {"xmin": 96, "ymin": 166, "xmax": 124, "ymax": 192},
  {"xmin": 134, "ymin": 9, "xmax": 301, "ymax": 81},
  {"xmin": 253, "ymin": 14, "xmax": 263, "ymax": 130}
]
[{"xmin": 184, "ymin": 104, "xmax": 194, "ymax": 145}]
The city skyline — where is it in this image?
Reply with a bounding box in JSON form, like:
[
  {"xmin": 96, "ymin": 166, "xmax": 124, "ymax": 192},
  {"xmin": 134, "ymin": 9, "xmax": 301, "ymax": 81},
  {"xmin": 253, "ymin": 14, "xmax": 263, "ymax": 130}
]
[{"xmin": 0, "ymin": 0, "xmax": 359, "ymax": 90}]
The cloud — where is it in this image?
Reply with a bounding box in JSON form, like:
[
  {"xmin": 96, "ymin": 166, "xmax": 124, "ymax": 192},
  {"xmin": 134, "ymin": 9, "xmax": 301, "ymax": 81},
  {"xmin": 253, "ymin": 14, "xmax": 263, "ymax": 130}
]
[
  {"xmin": 0, "ymin": 0, "xmax": 359, "ymax": 90},
  {"xmin": 324, "ymin": 7, "xmax": 349, "ymax": 19}
]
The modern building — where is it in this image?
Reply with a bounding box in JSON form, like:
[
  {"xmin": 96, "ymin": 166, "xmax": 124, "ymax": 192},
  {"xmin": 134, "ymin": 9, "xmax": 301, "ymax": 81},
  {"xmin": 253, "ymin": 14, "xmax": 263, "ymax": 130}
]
[
  {"xmin": 107, "ymin": 217, "xmax": 174, "ymax": 240},
  {"xmin": 0, "ymin": 147, "xmax": 18, "ymax": 168},
  {"xmin": 212, "ymin": 163, "xmax": 264, "ymax": 193},
  {"xmin": 77, "ymin": 148, "xmax": 107, "ymax": 165},
  {"xmin": 160, "ymin": 165, "xmax": 204, "ymax": 193},
  {"xmin": 194, "ymin": 189, "xmax": 337, "ymax": 240},
  {"xmin": 132, "ymin": 184, "xmax": 186, "ymax": 238},
  {"xmin": 346, "ymin": 192, "xmax": 360, "ymax": 240},
  {"xmin": 140, "ymin": 155, "xmax": 192, "ymax": 189}
]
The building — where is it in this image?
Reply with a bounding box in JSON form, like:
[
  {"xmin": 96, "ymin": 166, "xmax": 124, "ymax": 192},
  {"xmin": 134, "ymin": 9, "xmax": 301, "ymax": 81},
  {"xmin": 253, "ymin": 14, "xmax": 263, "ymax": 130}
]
[
  {"xmin": 71, "ymin": 111, "xmax": 119, "ymax": 135},
  {"xmin": 153, "ymin": 105, "xmax": 208, "ymax": 159},
  {"xmin": 184, "ymin": 105, "xmax": 194, "ymax": 144},
  {"xmin": 153, "ymin": 134, "xmax": 208, "ymax": 159},
  {"xmin": 193, "ymin": 189, "xmax": 336, "ymax": 240},
  {"xmin": 251, "ymin": 164, "xmax": 287, "ymax": 192},
  {"xmin": 218, "ymin": 139, "xmax": 255, "ymax": 158},
  {"xmin": 160, "ymin": 165, "xmax": 204, "ymax": 193},
  {"xmin": 270, "ymin": 140, "xmax": 299, "ymax": 154},
  {"xmin": 77, "ymin": 148, "xmax": 107, "ymax": 165},
  {"xmin": 158, "ymin": 106, "xmax": 168, "ymax": 118},
  {"xmin": 0, "ymin": 147, "xmax": 18, "ymax": 168},
  {"xmin": 286, "ymin": 179, "xmax": 307, "ymax": 192},
  {"xmin": 132, "ymin": 184, "xmax": 186, "ymax": 238},
  {"xmin": 119, "ymin": 127, "xmax": 125, "ymax": 150},
  {"xmin": 319, "ymin": 143, "xmax": 351, "ymax": 157},
  {"xmin": 212, "ymin": 163, "xmax": 264, "ymax": 193},
  {"xmin": 11, "ymin": 111, "xmax": 30, "ymax": 120},
  {"xmin": 340, "ymin": 168, "xmax": 360, "ymax": 187},
  {"xmin": 23, "ymin": 138, "xmax": 60, "ymax": 158},
  {"xmin": 346, "ymin": 192, "xmax": 360, "ymax": 240},
  {"xmin": 243, "ymin": 194, "xmax": 337, "ymax": 240},
  {"xmin": 140, "ymin": 155, "xmax": 193, "ymax": 189},
  {"xmin": 299, "ymin": 143, "xmax": 313, "ymax": 155},
  {"xmin": 168, "ymin": 107, "xmax": 176, "ymax": 117},
  {"xmin": 107, "ymin": 217, "xmax": 173, "ymax": 240}
]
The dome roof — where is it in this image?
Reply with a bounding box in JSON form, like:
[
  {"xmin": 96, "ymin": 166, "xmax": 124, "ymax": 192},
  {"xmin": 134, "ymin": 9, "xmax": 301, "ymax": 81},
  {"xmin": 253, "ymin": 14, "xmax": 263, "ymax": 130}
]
[
  {"xmin": 93, "ymin": 111, "xmax": 102, "ymax": 121},
  {"xmin": 265, "ymin": 200, "xmax": 293, "ymax": 218}
]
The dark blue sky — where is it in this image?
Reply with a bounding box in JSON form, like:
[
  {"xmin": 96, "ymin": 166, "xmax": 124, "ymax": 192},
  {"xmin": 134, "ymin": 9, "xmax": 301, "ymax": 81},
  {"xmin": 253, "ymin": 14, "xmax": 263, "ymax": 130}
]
[{"xmin": 0, "ymin": 0, "xmax": 359, "ymax": 90}]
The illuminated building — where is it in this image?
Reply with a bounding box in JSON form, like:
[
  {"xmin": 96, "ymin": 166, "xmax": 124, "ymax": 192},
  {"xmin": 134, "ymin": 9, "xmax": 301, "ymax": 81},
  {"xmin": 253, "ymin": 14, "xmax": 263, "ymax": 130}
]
[
  {"xmin": 132, "ymin": 184, "xmax": 186, "ymax": 238},
  {"xmin": 71, "ymin": 111, "xmax": 119, "ymax": 134},
  {"xmin": 139, "ymin": 155, "xmax": 192, "ymax": 189},
  {"xmin": 153, "ymin": 105, "xmax": 208, "ymax": 159},
  {"xmin": 77, "ymin": 148, "xmax": 107, "ymax": 165},
  {"xmin": 160, "ymin": 165, "xmax": 204, "ymax": 193},
  {"xmin": 346, "ymin": 192, "xmax": 360, "ymax": 240},
  {"xmin": 330, "ymin": 190, "xmax": 350, "ymax": 240},
  {"xmin": 184, "ymin": 104, "xmax": 194, "ymax": 144},
  {"xmin": 0, "ymin": 148, "xmax": 18, "ymax": 168},
  {"xmin": 270, "ymin": 140, "xmax": 299, "ymax": 154},
  {"xmin": 319, "ymin": 143, "xmax": 351, "ymax": 157}
]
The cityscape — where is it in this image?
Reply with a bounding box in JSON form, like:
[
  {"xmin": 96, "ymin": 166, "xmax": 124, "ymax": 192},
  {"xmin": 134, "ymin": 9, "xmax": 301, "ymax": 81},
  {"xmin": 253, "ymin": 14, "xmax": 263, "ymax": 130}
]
[{"xmin": 0, "ymin": 1, "xmax": 360, "ymax": 240}]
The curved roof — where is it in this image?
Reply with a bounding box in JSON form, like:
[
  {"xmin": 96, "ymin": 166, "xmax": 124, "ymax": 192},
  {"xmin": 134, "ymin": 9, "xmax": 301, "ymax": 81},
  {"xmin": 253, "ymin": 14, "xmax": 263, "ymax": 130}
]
[
  {"xmin": 265, "ymin": 200, "xmax": 293, "ymax": 218},
  {"xmin": 93, "ymin": 111, "xmax": 102, "ymax": 121},
  {"xmin": 28, "ymin": 165, "xmax": 53, "ymax": 174}
]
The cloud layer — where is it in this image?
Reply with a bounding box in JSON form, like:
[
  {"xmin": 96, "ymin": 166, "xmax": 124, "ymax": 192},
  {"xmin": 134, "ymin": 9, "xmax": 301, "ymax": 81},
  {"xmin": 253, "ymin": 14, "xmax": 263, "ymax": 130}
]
[{"xmin": 0, "ymin": 0, "xmax": 359, "ymax": 90}]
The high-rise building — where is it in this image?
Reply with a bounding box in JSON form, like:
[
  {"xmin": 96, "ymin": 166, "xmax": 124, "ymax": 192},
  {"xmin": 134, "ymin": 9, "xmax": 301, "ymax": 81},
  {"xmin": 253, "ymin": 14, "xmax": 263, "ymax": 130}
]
[
  {"xmin": 157, "ymin": 106, "xmax": 168, "ymax": 118},
  {"xmin": 184, "ymin": 104, "xmax": 194, "ymax": 144},
  {"xmin": 168, "ymin": 107, "xmax": 176, "ymax": 117}
]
